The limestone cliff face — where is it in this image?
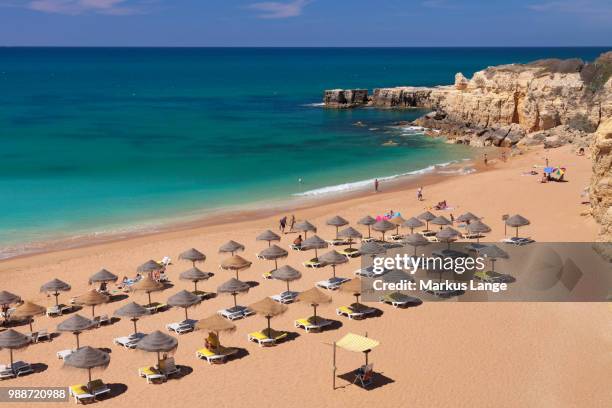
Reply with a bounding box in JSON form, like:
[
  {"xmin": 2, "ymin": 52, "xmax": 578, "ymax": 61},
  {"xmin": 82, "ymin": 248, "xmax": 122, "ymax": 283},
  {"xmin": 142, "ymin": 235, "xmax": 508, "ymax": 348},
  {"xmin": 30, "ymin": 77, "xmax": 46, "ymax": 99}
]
[
  {"xmin": 323, "ymin": 89, "xmax": 368, "ymax": 108},
  {"xmin": 590, "ymin": 118, "xmax": 612, "ymax": 243}
]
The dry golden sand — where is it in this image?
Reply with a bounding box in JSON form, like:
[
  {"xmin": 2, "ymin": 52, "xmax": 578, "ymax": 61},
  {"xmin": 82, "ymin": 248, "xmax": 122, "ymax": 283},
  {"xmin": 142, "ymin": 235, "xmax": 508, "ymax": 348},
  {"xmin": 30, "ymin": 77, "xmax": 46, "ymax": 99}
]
[{"xmin": 0, "ymin": 145, "xmax": 610, "ymax": 407}]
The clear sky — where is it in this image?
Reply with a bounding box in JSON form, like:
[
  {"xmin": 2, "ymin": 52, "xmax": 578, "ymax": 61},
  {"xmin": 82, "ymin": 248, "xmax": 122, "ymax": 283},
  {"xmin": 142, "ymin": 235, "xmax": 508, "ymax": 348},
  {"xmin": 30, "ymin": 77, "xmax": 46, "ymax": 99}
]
[{"xmin": 0, "ymin": 0, "xmax": 611, "ymax": 46}]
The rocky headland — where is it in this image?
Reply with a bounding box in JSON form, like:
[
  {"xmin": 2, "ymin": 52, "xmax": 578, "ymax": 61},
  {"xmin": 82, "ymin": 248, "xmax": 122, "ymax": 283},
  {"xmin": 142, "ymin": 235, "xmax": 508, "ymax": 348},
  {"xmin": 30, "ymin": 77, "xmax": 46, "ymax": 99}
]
[{"xmin": 324, "ymin": 51, "xmax": 612, "ymax": 241}]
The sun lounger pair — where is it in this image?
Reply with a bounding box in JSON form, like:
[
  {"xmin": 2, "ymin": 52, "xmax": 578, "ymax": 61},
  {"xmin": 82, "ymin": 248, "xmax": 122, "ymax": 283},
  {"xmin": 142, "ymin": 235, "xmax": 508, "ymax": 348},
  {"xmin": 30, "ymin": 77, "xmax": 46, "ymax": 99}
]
[
  {"xmin": 113, "ymin": 332, "xmax": 145, "ymax": 348},
  {"xmin": 166, "ymin": 319, "xmax": 196, "ymax": 335},
  {"xmin": 474, "ymin": 270, "xmax": 515, "ymax": 284},
  {"xmin": 501, "ymin": 237, "xmax": 535, "ymax": 246},
  {"xmin": 289, "ymin": 244, "xmax": 305, "ymax": 251},
  {"xmin": 46, "ymin": 304, "xmax": 73, "ymax": 317},
  {"xmin": 69, "ymin": 380, "xmax": 111, "ymax": 403},
  {"xmin": 196, "ymin": 346, "xmax": 239, "ymax": 364},
  {"xmin": 325, "ymin": 238, "xmax": 351, "ymax": 246},
  {"xmin": 0, "ymin": 361, "xmax": 33, "ymax": 379},
  {"xmin": 218, "ymin": 306, "xmax": 254, "ymax": 321},
  {"xmin": 354, "ymin": 265, "xmax": 391, "ymax": 278},
  {"xmin": 338, "ymin": 247, "xmax": 361, "ymax": 258},
  {"xmin": 139, "ymin": 357, "xmax": 180, "ymax": 384},
  {"xmin": 462, "ymin": 232, "xmax": 483, "ymax": 239},
  {"xmin": 390, "ymin": 234, "xmax": 404, "ymax": 241},
  {"xmin": 294, "ymin": 316, "xmax": 332, "ymax": 332},
  {"xmin": 316, "ymin": 277, "xmax": 350, "ymax": 290},
  {"xmin": 192, "ymin": 290, "xmax": 215, "ymax": 301},
  {"xmin": 144, "ymin": 302, "xmax": 167, "ymax": 314},
  {"xmin": 420, "ymin": 230, "xmax": 437, "ymax": 237},
  {"xmin": 27, "ymin": 329, "xmax": 50, "ymax": 343},
  {"xmin": 303, "ymin": 258, "xmax": 324, "ymax": 268},
  {"xmin": 380, "ymin": 292, "xmax": 421, "ymax": 308},
  {"xmin": 336, "ymin": 304, "xmax": 376, "ymax": 320},
  {"xmin": 93, "ymin": 315, "xmax": 110, "ymax": 327},
  {"xmin": 271, "ymin": 291, "xmax": 299, "ymax": 304},
  {"xmin": 247, "ymin": 330, "xmax": 288, "ymax": 347},
  {"xmin": 57, "ymin": 349, "xmax": 75, "ymax": 360}
]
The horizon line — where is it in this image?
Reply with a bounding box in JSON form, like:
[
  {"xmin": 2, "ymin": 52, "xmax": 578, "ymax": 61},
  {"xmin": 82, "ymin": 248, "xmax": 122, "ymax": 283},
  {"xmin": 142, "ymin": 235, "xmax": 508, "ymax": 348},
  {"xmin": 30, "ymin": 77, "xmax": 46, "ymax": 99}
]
[{"xmin": 1, "ymin": 45, "xmax": 611, "ymax": 49}]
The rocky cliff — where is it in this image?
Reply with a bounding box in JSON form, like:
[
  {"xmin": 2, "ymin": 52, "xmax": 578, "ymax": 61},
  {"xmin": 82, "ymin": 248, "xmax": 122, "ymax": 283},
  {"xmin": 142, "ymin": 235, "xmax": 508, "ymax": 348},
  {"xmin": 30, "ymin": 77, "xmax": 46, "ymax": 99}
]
[{"xmin": 590, "ymin": 118, "xmax": 612, "ymax": 243}]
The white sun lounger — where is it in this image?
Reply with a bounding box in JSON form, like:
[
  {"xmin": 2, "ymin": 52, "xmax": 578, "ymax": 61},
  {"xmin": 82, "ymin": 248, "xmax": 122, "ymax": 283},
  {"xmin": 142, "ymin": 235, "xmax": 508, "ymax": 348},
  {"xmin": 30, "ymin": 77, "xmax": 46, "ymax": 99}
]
[
  {"xmin": 294, "ymin": 317, "xmax": 332, "ymax": 332},
  {"xmin": 354, "ymin": 265, "xmax": 391, "ymax": 278},
  {"xmin": 218, "ymin": 306, "xmax": 254, "ymax": 321},
  {"xmin": 57, "ymin": 349, "xmax": 75, "ymax": 360},
  {"xmin": 93, "ymin": 315, "xmax": 110, "ymax": 327},
  {"xmin": 0, "ymin": 361, "xmax": 33, "ymax": 379},
  {"xmin": 501, "ymin": 237, "xmax": 535, "ymax": 246},
  {"xmin": 316, "ymin": 277, "xmax": 350, "ymax": 290},
  {"xmin": 113, "ymin": 333, "xmax": 145, "ymax": 348},
  {"xmin": 166, "ymin": 320, "xmax": 195, "ymax": 335},
  {"xmin": 271, "ymin": 291, "xmax": 299, "ymax": 304}
]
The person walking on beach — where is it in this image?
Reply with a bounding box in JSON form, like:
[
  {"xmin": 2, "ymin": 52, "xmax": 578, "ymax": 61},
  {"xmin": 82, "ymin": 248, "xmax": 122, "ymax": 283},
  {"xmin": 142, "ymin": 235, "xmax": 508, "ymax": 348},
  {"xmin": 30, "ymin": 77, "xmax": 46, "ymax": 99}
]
[
  {"xmin": 289, "ymin": 214, "xmax": 295, "ymax": 232},
  {"xmin": 417, "ymin": 186, "xmax": 423, "ymax": 201},
  {"xmin": 484, "ymin": 153, "xmax": 488, "ymax": 166},
  {"xmin": 279, "ymin": 216, "xmax": 287, "ymax": 233},
  {"xmin": 501, "ymin": 151, "xmax": 507, "ymax": 162},
  {"xmin": 374, "ymin": 179, "xmax": 379, "ymax": 192}
]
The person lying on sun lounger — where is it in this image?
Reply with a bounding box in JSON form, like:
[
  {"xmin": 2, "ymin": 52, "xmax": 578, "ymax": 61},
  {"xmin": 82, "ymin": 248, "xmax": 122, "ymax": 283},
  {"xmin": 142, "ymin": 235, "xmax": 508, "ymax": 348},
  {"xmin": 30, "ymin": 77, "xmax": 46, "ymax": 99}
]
[{"xmin": 205, "ymin": 332, "xmax": 220, "ymax": 350}]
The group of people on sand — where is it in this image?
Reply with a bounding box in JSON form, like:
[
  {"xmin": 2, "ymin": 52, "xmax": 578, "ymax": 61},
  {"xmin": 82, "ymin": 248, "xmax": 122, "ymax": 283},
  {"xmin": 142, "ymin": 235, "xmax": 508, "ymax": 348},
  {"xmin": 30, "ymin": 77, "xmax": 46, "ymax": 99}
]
[{"xmin": 279, "ymin": 214, "xmax": 296, "ymax": 234}]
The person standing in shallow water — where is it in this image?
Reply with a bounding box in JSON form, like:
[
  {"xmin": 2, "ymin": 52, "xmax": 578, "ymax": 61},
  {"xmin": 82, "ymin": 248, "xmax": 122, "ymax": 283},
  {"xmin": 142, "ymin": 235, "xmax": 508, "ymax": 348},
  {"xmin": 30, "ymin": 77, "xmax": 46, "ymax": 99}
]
[{"xmin": 374, "ymin": 179, "xmax": 379, "ymax": 192}]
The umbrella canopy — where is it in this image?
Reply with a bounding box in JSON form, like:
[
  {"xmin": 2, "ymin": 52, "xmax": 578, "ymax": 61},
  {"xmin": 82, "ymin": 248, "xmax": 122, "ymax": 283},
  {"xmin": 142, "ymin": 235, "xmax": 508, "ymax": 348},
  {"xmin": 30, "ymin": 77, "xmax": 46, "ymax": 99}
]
[
  {"xmin": 195, "ymin": 314, "xmax": 236, "ymax": 333},
  {"xmin": 388, "ymin": 215, "xmax": 406, "ymax": 235},
  {"xmin": 167, "ymin": 290, "xmax": 201, "ymax": 320},
  {"xmin": 327, "ymin": 215, "xmax": 349, "ymax": 238},
  {"xmin": 467, "ymin": 220, "xmax": 491, "ymax": 243},
  {"xmin": 505, "ymin": 214, "xmax": 530, "ymax": 237},
  {"xmin": 178, "ymin": 248, "xmax": 206, "ymax": 266},
  {"xmin": 218, "ymin": 240, "xmax": 245, "ymax": 255},
  {"xmin": 302, "ymin": 235, "xmax": 328, "ymax": 257},
  {"xmin": 131, "ymin": 276, "xmax": 165, "ymax": 306},
  {"xmin": 40, "ymin": 279, "xmax": 71, "ymax": 306},
  {"xmin": 220, "ymin": 255, "xmax": 252, "ymax": 279},
  {"xmin": 73, "ymin": 290, "xmax": 110, "ymax": 318},
  {"xmin": 57, "ymin": 314, "xmax": 95, "ymax": 348},
  {"xmin": 357, "ymin": 215, "xmax": 377, "ymax": 238},
  {"xmin": 88, "ymin": 269, "xmax": 118, "ymax": 284},
  {"xmin": 0, "ymin": 291, "xmax": 21, "ymax": 306},
  {"xmin": 436, "ymin": 227, "xmax": 461, "ymax": 250},
  {"xmin": 457, "ymin": 212, "xmax": 479, "ymax": 223},
  {"xmin": 114, "ymin": 302, "xmax": 149, "ymax": 335},
  {"xmin": 0, "ymin": 329, "xmax": 30, "ymax": 377},
  {"xmin": 358, "ymin": 241, "xmax": 387, "ymax": 256},
  {"xmin": 258, "ymin": 245, "xmax": 288, "ymax": 260},
  {"xmin": 135, "ymin": 330, "xmax": 178, "ymax": 365},
  {"xmin": 319, "ymin": 250, "xmax": 348, "ymax": 278},
  {"xmin": 403, "ymin": 233, "xmax": 430, "ymax": 256},
  {"xmin": 402, "ymin": 217, "xmax": 425, "ymax": 234},
  {"xmin": 372, "ymin": 219, "xmax": 395, "ymax": 241},
  {"xmin": 256, "ymin": 230, "xmax": 281, "ymax": 246},
  {"xmin": 293, "ymin": 220, "xmax": 317, "ymax": 238},
  {"xmin": 418, "ymin": 211, "xmax": 437, "ymax": 230},
  {"xmin": 11, "ymin": 301, "xmax": 45, "ymax": 332},
  {"xmin": 217, "ymin": 278, "xmax": 250, "ymax": 308},
  {"xmin": 179, "ymin": 267, "xmax": 212, "ymax": 292},
  {"xmin": 336, "ymin": 333, "xmax": 379, "ymax": 353},
  {"xmin": 339, "ymin": 278, "xmax": 365, "ymax": 302},
  {"xmin": 137, "ymin": 260, "xmax": 164, "ymax": 273},
  {"xmin": 479, "ymin": 245, "xmax": 509, "ymax": 260},
  {"xmin": 338, "ymin": 226, "xmax": 362, "ymax": 240},
  {"xmin": 271, "ymin": 265, "xmax": 302, "ymax": 292},
  {"xmin": 297, "ymin": 287, "xmax": 332, "ymax": 320},
  {"xmin": 64, "ymin": 346, "xmax": 110, "ymax": 383},
  {"xmin": 249, "ymin": 297, "xmax": 288, "ymax": 335},
  {"xmin": 431, "ymin": 216, "xmax": 452, "ymax": 228}
]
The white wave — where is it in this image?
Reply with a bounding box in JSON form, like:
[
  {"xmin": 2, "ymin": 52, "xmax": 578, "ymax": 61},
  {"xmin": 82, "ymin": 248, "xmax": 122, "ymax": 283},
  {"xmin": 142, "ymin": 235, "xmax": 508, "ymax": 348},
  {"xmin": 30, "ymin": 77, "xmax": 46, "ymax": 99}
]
[
  {"xmin": 302, "ymin": 102, "xmax": 325, "ymax": 107},
  {"xmin": 293, "ymin": 161, "xmax": 465, "ymax": 197}
]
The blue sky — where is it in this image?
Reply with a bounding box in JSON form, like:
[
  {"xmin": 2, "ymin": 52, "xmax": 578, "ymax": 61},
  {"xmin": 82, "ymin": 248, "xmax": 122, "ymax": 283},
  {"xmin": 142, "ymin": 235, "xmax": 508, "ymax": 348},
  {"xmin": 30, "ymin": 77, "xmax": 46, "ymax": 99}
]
[{"xmin": 0, "ymin": 0, "xmax": 611, "ymax": 46}]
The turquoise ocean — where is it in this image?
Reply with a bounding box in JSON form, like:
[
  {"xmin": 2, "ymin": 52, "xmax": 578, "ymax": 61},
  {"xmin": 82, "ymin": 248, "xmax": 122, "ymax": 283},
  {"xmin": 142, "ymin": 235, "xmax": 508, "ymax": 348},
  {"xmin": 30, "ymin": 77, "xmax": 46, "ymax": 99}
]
[{"xmin": 0, "ymin": 47, "xmax": 608, "ymax": 256}]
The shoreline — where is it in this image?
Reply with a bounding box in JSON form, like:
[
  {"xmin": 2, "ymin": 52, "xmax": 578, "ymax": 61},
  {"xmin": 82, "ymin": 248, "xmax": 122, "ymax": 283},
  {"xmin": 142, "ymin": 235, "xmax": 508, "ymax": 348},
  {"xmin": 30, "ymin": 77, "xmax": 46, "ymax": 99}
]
[{"xmin": 0, "ymin": 149, "xmax": 486, "ymax": 262}]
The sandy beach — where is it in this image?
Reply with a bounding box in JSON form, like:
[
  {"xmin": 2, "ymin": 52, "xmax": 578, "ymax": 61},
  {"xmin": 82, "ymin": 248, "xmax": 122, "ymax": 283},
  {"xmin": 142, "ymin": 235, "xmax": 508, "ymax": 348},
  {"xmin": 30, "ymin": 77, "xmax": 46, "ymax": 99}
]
[{"xmin": 1, "ymin": 144, "xmax": 610, "ymax": 408}]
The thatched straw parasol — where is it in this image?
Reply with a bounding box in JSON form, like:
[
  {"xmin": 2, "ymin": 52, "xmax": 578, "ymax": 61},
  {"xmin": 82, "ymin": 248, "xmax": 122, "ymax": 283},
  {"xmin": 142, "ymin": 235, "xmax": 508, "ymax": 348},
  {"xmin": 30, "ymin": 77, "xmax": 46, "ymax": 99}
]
[
  {"xmin": 131, "ymin": 276, "xmax": 165, "ymax": 306},
  {"xmin": 270, "ymin": 265, "xmax": 302, "ymax": 292},
  {"xmin": 256, "ymin": 230, "xmax": 281, "ymax": 247},
  {"xmin": 296, "ymin": 287, "xmax": 331, "ymax": 321},
  {"xmin": 257, "ymin": 244, "xmax": 288, "ymax": 271},
  {"xmin": 431, "ymin": 215, "xmax": 452, "ymax": 230},
  {"xmin": 505, "ymin": 214, "xmax": 530, "ymax": 238},
  {"xmin": 388, "ymin": 215, "xmax": 406, "ymax": 235},
  {"xmin": 135, "ymin": 330, "xmax": 178, "ymax": 367},
  {"xmin": 466, "ymin": 220, "xmax": 491, "ymax": 243},
  {"xmin": 436, "ymin": 226, "xmax": 461, "ymax": 249},
  {"xmin": 88, "ymin": 269, "xmax": 118, "ymax": 286},
  {"xmin": 358, "ymin": 241, "xmax": 386, "ymax": 256},
  {"xmin": 167, "ymin": 290, "xmax": 201, "ymax": 320},
  {"xmin": 137, "ymin": 260, "xmax": 164, "ymax": 274},
  {"xmin": 179, "ymin": 267, "xmax": 212, "ymax": 292},
  {"xmin": 338, "ymin": 227, "xmax": 362, "ymax": 248},
  {"xmin": 294, "ymin": 220, "xmax": 317, "ymax": 238},
  {"xmin": 220, "ymin": 255, "xmax": 252, "ymax": 279},
  {"xmin": 403, "ymin": 233, "xmax": 430, "ymax": 256},
  {"xmin": 249, "ymin": 297, "xmax": 288, "ymax": 336},
  {"xmin": 339, "ymin": 278, "xmax": 365, "ymax": 303},
  {"xmin": 10, "ymin": 301, "xmax": 45, "ymax": 332},
  {"xmin": 64, "ymin": 346, "xmax": 110, "ymax": 384},
  {"xmin": 73, "ymin": 290, "xmax": 109, "ymax": 318},
  {"xmin": 114, "ymin": 302, "xmax": 149, "ymax": 335},
  {"xmin": 417, "ymin": 211, "xmax": 436, "ymax": 231},
  {"xmin": 0, "ymin": 329, "xmax": 30, "ymax": 377},
  {"xmin": 456, "ymin": 212, "xmax": 479, "ymax": 223},
  {"xmin": 179, "ymin": 248, "xmax": 206, "ymax": 267},
  {"xmin": 372, "ymin": 219, "xmax": 395, "ymax": 241},
  {"xmin": 57, "ymin": 314, "xmax": 95, "ymax": 348},
  {"xmin": 357, "ymin": 215, "xmax": 377, "ymax": 238},
  {"xmin": 40, "ymin": 279, "xmax": 71, "ymax": 306},
  {"xmin": 327, "ymin": 215, "xmax": 349, "ymax": 238},
  {"xmin": 302, "ymin": 235, "xmax": 328, "ymax": 258},
  {"xmin": 195, "ymin": 314, "xmax": 236, "ymax": 352},
  {"xmin": 0, "ymin": 291, "xmax": 21, "ymax": 326},
  {"xmin": 217, "ymin": 278, "xmax": 250, "ymax": 308},
  {"xmin": 478, "ymin": 245, "xmax": 509, "ymax": 273},
  {"xmin": 402, "ymin": 217, "xmax": 425, "ymax": 234},
  {"xmin": 319, "ymin": 250, "xmax": 348, "ymax": 278},
  {"xmin": 219, "ymin": 240, "xmax": 245, "ymax": 256}
]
